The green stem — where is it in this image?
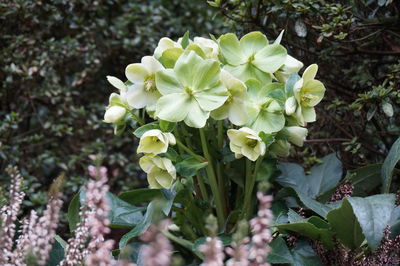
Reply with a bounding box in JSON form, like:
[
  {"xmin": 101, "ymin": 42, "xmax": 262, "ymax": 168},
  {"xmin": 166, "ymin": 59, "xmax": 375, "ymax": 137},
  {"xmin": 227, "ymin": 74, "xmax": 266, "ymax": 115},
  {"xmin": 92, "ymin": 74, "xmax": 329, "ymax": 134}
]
[
  {"xmin": 242, "ymin": 159, "xmax": 254, "ymax": 220},
  {"xmin": 196, "ymin": 174, "xmax": 209, "ymax": 202},
  {"xmin": 176, "ymin": 139, "xmax": 203, "ymax": 160},
  {"xmin": 199, "ymin": 128, "xmax": 225, "ymax": 228},
  {"xmin": 127, "ymin": 109, "xmax": 144, "ymax": 126},
  {"xmin": 216, "ymin": 120, "xmax": 227, "ymax": 214}
]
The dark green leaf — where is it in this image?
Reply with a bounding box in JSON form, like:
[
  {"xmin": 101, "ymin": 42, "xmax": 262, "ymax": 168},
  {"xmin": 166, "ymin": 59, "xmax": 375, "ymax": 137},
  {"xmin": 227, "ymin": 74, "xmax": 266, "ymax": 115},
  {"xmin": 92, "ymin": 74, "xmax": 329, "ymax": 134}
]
[
  {"xmin": 133, "ymin": 122, "xmax": 159, "ymax": 138},
  {"xmin": 159, "ymin": 120, "xmax": 176, "ymax": 132},
  {"xmin": 291, "ymin": 240, "xmax": 323, "ymax": 266},
  {"xmin": 346, "ymin": 164, "xmax": 382, "ymax": 196},
  {"xmin": 327, "ymin": 198, "xmax": 364, "ymax": 249},
  {"xmin": 118, "ymin": 189, "xmax": 163, "ymax": 205},
  {"xmin": 347, "ymin": 194, "xmax": 396, "ymax": 251},
  {"xmin": 67, "ymin": 191, "xmax": 81, "ymax": 232},
  {"xmin": 382, "ymin": 137, "xmax": 400, "ymax": 193},
  {"xmin": 181, "ymin": 31, "xmax": 190, "ymax": 49},
  {"xmin": 107, "ymin": 192, "xmax": 145, "ymax": 228},
  {"xmin": 45, "ymin": 240, "xmax": 64, "ymax": 266},
  {"xmin": 175, "ymin": 156, "xmax": 208, "ymax": 177},
  {"xmin": 267, "ymin": 237, "xmax": 294, "ymax": 264}
]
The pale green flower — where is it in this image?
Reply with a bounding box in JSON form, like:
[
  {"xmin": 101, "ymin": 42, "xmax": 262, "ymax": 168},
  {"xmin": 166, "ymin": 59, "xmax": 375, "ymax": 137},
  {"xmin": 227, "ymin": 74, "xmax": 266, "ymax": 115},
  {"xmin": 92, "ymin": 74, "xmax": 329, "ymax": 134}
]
[
  {"xmin": 139, "ymin": 155, "xmax": 176, "ymax": 189},
  {"xmin": 107, "ymin": 75, "xmax": 128, "ymax": 97},
  {"xmin": 104, "ymin": 105, "xmax": 126, "ymax": 123},
  {"xmin": 275, "ymin": 55, "xmax": 304, "ymax": 83},
  {"xmin": 292, "ymin": 64, "xmax": 326, "ymax": 125},
  {"xmin": 281, "ymin": 126, "xmax": 308, "ymax": 147},
  {"xmin": 211, "ymin": 70, "xmax": 249, "ymax": 125},
  {"xmin": 270, "ymin": 140, "xmax": 291, "ymax": 157},
  {"xmin": 193, "ymin": 37, "xmax": 219, "ymax": 59},
  {"xmin": 245, "ymin": 79, "xmax": 285, "ymax": 133},
  {"xmin": 227, "ymin": 127, "xmax": 266, "ymax": 161},
  {"xmin": 219, "ymin": 31, "xmax": 287, "ymax": 83},
  {"xmin": 155, "ymin": 50, "xmax": 228, "ymax": 128},
  {"xmin": 125, "ymin": 56, "xmax": 164, "ymax": 109},
  {"xmin": 154, "ymin": 37, "xmax": 183, "ymax": 59},
  {"xmin": 137, "ymin": 129, "xmax": 176, "ymax": 155}
]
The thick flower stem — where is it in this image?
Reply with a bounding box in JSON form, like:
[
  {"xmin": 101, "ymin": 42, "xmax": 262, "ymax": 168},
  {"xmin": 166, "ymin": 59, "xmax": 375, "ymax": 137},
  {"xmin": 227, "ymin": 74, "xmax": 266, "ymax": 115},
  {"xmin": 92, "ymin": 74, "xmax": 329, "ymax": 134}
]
[
  {"xmin": 242, "ymin": 159, "xmax": 254, "ymax": 220},
  {"xmin": 127, "ymin": 109, "xmax": 145, "ymax": 126},
  {"xmin": 217, "ymin": 120, "xmax": 228, "ymax": 214},
  {"xmin": 175, "ymin": 139, "xmax": 203, "ymax": 161},
  {"xmin": 196, "ymin": 174, "xmax": 209, "ymax": 202},
  {"xmin": 199, "ymin": 128, "xmax": 225, "ymax": 228}
]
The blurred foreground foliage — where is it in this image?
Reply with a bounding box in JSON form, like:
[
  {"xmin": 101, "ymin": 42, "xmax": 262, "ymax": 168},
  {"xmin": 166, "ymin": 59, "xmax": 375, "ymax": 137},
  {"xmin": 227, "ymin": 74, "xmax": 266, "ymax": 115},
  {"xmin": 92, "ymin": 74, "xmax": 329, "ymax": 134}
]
[
  {"xmin": 210, "ymin": 0, "xmax": 400, "ymax": 169},
  {"xmin": 0, "ymin": 0, "xmax": 226, "ymax": 210}
]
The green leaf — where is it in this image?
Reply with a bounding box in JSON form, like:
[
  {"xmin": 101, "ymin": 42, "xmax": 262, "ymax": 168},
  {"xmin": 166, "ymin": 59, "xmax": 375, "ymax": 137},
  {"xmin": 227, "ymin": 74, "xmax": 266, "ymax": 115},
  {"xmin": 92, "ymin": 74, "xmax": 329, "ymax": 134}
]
[
  {"xmin": 106, "ymin": 192, "xmax": 145, "ymax": 228},
  {"xmin": 291, "ymin": 240, "xmax": 323, "ymax": 266},
  {"xmin": 67, "ymin": 191, "xmax": 81, "ymax": 232},
  {"xmin": 346, "ymin": 164, "xmax": 382, "ymax": 196},
  {"xmin": 45, "ymin": 240, "xmax": 64, "ymax": 266},
  {"xmin": 297, "ymin": 192, "xmax": 333, "ymax": 218},
  {"xmin": 288, "ymin": 208, "xmax": 306, "ymax": 223},
  {"xmin": 382, "ymin": 137, "xmax": 400, "ymax": 193},
  {"xmin": 54, "ymin": 235, "xmax": 68, "ymax": 249},
  {"xmin": 118, "ymin": 188, "xmax": 163, "ymax": 205},
  {"xmin": 276, "ymin": 153, "xmax": 342, "ymax": 198},
  {"xmin": 326, "ymin": 198, "xmax": 364, "ymax": 249},
  {"xmin": 175, "ymin": 156, "xmax": 208, "ymax": 177},
  {"xmin": 275, "ymin": 216, "xmax": 335, "ymax": 248},
  {"xmin": 267, "ymin": 237, "xmax": 294, "ymax": 264},
  {"xmin": 160, "ymin": 48, "xmax": 184, "ymax": 68},
  {"xmin": 133, "ymin": 122, "xmax": 159, "ymax": 138},
  {"xmin": 119, "ymin": 201, "xmax": 156, "ymax": 249},
  {"xmin": 159, "ymin": 120, "xmax": 176, "ymax": 132},
  {"xmin": 347, "ymin": 194, "xmax": 396, "ymax": 251},
  {"xmin": 181, "ymin": 31, "xmax": 190, "ymax": 49}
]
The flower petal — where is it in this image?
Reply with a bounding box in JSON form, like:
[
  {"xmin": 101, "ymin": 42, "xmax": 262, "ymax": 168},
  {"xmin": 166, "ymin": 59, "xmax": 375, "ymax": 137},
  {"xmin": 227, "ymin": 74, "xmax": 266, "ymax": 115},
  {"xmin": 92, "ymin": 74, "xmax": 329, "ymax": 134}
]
[
  {"xmin": 155, "ymin": 69, "xmax": 182, "ymax": 95},
  {"xmin": 184, "ymin": 99, "xmax": 210, "ymax": 128},
  {"xmin": 126, "ymin": 83, "xmax": 159, "ymax": 109},
  {"xmin": 253, "ymin": 44, "xmax": 287, "ymax": 73},
  {"xmin": 139, "ymin": 155, "xmax": 155, "ymax": 173},
  {"xmin": 302, "ymin": 79, "xmax": 325, "ymax": 106},
  {"xmin": 224, "ymin": 64, "xmax": 272, "ymax": 84},
  {"xmin": 155, "ymin": 93, "xmax": 190, "ymax": 122},
  {"xmin": 142, "ymin": 56, "xmax": 164, "ymax": 73},
  {"xmin": 239, "ymin": 31, "xmax": 268, "ymax": 58},
  {"xmin": 228, "ymin": 100, "xmax": 249, "ymax": 126},
  {"xmin": 195, "ymin": 82, "xmax": 228, "ymax": 111},
  {"xmin": 218, "ymin": 33, "xmax": 246, "ymax": 65},
  {"xmin": 107, "ymin": 76, "xmax": 127, "ymax": 91},
  {"xmin": 125, "ymin": 63, "xmax": 149, "ymax": 83},
  {"xmin": 302, "ymin": 106, "xmax": 316, "ymax": 123},
  {"xmin": 250, "ymin": 109, "xmax": 285, "ymax": 133},
  {"xmin": 302, "ymin": 64, "xmax": 318, "ymax": 82},
  {"xmin": 154, "ymin": 170, "xmax": 174, "ymax": 189}
]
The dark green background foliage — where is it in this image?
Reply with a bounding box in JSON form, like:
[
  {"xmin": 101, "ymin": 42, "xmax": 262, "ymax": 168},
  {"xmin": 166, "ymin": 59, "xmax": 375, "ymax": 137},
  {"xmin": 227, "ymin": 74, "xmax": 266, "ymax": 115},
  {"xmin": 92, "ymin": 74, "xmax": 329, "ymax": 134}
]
[
  {"xmin": 0, "ymin": 0, "xmax": 226, "ymax": 209},
  {"xmin": 211, "ymin": 0, "xmax": 400, "ymax": 169}
]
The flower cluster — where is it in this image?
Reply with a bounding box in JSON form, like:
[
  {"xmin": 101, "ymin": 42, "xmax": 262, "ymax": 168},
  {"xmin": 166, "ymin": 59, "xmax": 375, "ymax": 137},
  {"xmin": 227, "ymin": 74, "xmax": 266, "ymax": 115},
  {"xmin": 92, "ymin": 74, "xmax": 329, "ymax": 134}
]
[{"xmin": 104, "ymin": 31, "xmax": 325, "ymax": 189}]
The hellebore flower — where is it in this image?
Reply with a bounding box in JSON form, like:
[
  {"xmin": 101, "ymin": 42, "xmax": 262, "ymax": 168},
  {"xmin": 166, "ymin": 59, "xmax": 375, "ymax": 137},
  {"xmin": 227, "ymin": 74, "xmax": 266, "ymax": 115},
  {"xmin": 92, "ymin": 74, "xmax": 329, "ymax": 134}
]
[
  {"xmin": 139, "ymin": 155, "xmax": 176, "ymax": 189},
  {"xmin": 245, "ymin": 79, "xmax": 285, "ymax": 133},
  {"xmin": 219, "ymin": 32, "xmax": 287, "ymax": 83},
  {"xmin": 275, "ymin": 55, "xmax": 304, "ymax": 83},
  {"xmin": 137, "ymin": 129, "xmax": 176, "ymax": 155},
  {"xmin": 270, "ymin": 140, "xmax": 291, "ymax": 157},
  {"xmin": 281, "ymin": 126, "xmax": 308, "ymax": 147},
  {"xmin": 106, "ymin": 75, "xmax": 128, "ymax": 100},
  {"xmin": 227, "ymin": 127, "xmax": 266, "ymax": 161},
  {"xmin": 292, "ymin": 64, "xmax": 326, "ymax": 125},
  {"xmin": 103, "ymin": 93, "xmax": 128, "ymax": 124},
  {"xmin": 193, "ymin": 37, "xmax": 219, "ymax": 59},
  {"xmin": 211, "ymin": 70, "xmax": 249, "ymax": 126},
  {"xmin": 104, "ymin": 105, "xmax": 126, "ymax": 124},
  {"xmin": 155, "ymin": 51, "xmax": 228, "ymax": 128},
  {"xmin": 125, "ymin": 56, "xmax": 164, "ymax": 109}
]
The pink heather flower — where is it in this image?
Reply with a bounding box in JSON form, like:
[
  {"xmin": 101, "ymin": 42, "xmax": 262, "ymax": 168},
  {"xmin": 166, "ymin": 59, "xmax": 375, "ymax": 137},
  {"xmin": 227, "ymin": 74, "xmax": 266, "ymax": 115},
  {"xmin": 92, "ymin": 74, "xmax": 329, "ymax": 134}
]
[
  {"xmin": 225, "ymin": 237, "xmax": 250, "ymax": 266},
  {"xmin": 199, "ymin": 236, "xmax": 225, "ymax": 266},
  {"xmin": 249, "ymin": 192, "xmax": 274, "ymax": 266},
  {"xmin": 0, "ymin": 166, "xmax": 25, "ymax": 265},
  {"xmin": 140, "ymin": 220, "xmax": 172, "ymax": 266}
]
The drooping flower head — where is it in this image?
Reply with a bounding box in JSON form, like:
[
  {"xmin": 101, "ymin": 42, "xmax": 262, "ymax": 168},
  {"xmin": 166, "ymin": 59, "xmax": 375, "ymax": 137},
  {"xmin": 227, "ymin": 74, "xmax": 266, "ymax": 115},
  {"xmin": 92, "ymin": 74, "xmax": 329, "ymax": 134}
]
[
  {"xmin": 137, "ymin": 129, "xmax": 176, "ymax": 155},
  {"xmin": 155, "ymin": 50, "xmax": 228, "ymax": 128},
  {"xmin": 139, "ymin": 155, "xmax": 177, "ymax": 189},
  {"xmin": 227, "ymin": 127, "xmax": 266, "ymax": 161},
  {"xmin": 219, "ymin": 31, "xmax": 287, "ymax": 83}
]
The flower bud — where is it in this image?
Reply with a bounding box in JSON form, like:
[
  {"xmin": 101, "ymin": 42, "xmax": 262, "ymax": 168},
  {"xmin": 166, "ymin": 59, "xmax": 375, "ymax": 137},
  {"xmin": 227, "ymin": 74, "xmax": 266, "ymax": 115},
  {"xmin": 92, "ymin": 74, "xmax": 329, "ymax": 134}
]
[
  {"xmin": 103, "ymin": 106, "xmax": 126, "ymax": 123},
  {"xmin": 282, "ymin": 126, "xmax": 308, "ymax": 147},
  {"xmin": 227, "ymin": 127, "xmax": 266, "ymax": 161},
  {"xmin": 285, "ymin": 96, "xmax": 297, "ymax": 115},
  {"xmin": 270, "ymin": 140, "xmax": 291, "ymax": 157}
]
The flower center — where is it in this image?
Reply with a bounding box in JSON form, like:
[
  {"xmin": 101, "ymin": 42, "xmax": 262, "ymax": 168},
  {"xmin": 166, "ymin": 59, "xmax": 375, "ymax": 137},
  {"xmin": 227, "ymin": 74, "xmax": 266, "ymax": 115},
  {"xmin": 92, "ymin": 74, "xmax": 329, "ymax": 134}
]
[
  {"xmin": 247, "ymin": 53, "xmax": 256, "ymax": 64},
  {"xmin": 301, "ymin": 91, "xmax": 318, "ymax": 106},
  {"xmin": 152, "ymin": 136, "xmax": 161, "ymax": 142},
  {"xmin": 144, "ymin": 75, "xmax": 156, "ymax": 92},
  {"xmin": 225, "ymin": 93, "xmax": 233, "ymax": 104},
  {"xmin": 184, "ymin": 87, "xmax": 194, "ymax": 96},
  {"xmin": 246, "ymin": 138, "xmax": 258, "ymax": 148}
]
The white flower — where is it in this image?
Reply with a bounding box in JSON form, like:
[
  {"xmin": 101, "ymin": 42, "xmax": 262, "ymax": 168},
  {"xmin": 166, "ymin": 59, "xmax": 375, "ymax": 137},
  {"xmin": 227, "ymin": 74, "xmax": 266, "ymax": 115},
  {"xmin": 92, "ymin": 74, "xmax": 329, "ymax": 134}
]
[
  {"xmin": 211, "ymin": 70, "xmax": 249, "ymax": 126},
  {"xmin": 137, "ymin": 129, "xmax": 176, "ymax": 155},
  {"xmin": 275, "ymin": 55, "xmax": 304, "ymax": 82},
  {"xmin": 193, "ymin": 37, "xmax": 219, "ymax": 59},
  {"xmin": 104, "ymin": 106, "xmax": 126, "ymax": 123},
  {"xmin": 270, "ymin": 140, "xmax": 291, "ymax": 157},
  {"xmin": 281, "ymin": 126, "xmax": 308, "ymax": 147},
  {"xmin": 154, "ymin": 37, "xmax": 183, "ymax": 59},
  {"xmin": 139, "ymin": 155, "xmax": 177, "ymax": 189},
  {"xmin": 227, "ymin": 127, "xmax": 266, "ymax": 161},
  {"xmin": 285, "ymin": 96, "xmax": 297, "ymax": 115},
  {"xmin": 125, "ymin": 56, "xmax": 164, "ymax": 109}
]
